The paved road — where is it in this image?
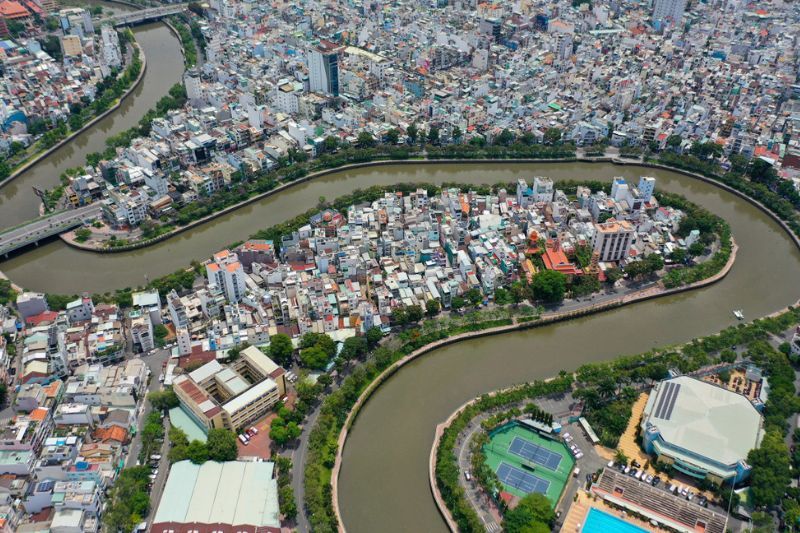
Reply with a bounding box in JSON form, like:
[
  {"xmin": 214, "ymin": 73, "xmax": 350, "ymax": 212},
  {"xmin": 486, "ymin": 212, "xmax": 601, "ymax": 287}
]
[
  {"xmin": 288, "ymin": 399, "xmax": 321, "ymax": 533},
  {"xmin": 125, "ymin": 348, "xmax": 171, "ymax": 467},
  {"xmin": 0, "ymin": 204, "xmax": 102, "ymax": 255}
]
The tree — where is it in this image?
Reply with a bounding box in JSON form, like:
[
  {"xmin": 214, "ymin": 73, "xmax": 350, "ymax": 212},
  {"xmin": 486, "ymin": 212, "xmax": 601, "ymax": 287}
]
[
  {"xmin": 502, "ymin": 493, "xmax": 555, "ymax": 533},
  {"xmin": 690, "ymin": 141, "xmax": 723, "ymax": 160},
  {"xmin": 406, "ymin": 123, "xmax": 418, "ymax": 144},
  {"xmin": 186, "ymin": 440, "xmax": 209, "ymax": 464},
  {"xmin": 391, "ymin": 307, "xmax": 408, "ymax": 326},
  {"xmin": 519, "ymin": 131, "xmax": 536, "ymax": 145},
  {"xmin": 666, "ymin": 134, "xmax": 682, "ymax": 149},
  {"xmin": 300, "ymin": 332, "xmax": 336, "ymax": 358},
  {"xmin": 323, "ymin": 135, "xmax": 338, "ymax": 152},
  {"xmin": 357, "ymin": 131, "xmax": 375, "ymax": 148},
  {"xmin": 495, "ymin": 128, "xmax": 514, "ymax": 146},
  {"xmin": 268, "ymin": 333, "xmax": 294, "ymax": 366},
  {"xmin": 426, "ymin": 299, "xmax": 441, "ymax": 316},
  {"xmin": 531, "ymin": 270, "xmax": 567, "ymax": 303},
  {"xmin": 669, "ymin": 247, "xmax": 688, "ymax": 264},
  {"xmin": 386, "ymin": 128, "xmax": 400, "ymax": 144},
  {"xmin": 295, "ymin": 379, "xmax": 321, "ymax": 404},
  {"xmin": 317, "ymin": 373, "xmax": 333, "ymax": 389},
  {"xmin": 605, "ymin": 267, "xmax": 623, "ymax": 284},
  {"xmin": 451, "ymin": 296, "xmax": 466, "ymax": 310},
  {"xmin": 749, "ymin": 158, "xmax": 778, "ymax": 186},
  {"xmin": 299, "ymin": 345, "xmax": 330, "ymax": 370},
  {"xmin": 206, "ymin": 429, "xmax": 238, "ymax": 461},
  {"xmin": 748, "ymin": 431, "xmax": 791, "ymax": 507},
  {"xmin": 366, "ymin": 326, "xmax": 383, "ymax": 348},
  {"xmin": 406, "ymin": 304, "xmax": 424, "ymax": 323},
  {"xmin": 688, "ymin": 242, "xmax": 705, "ymax": 257},
  {"xmin": 279, "ymin": 485, "xmax": 298, "ymax": 520},
  {"xmin": 341, "ymin": 336, "xmax": 367, "ymax": 360},
  {"xmin": 148, "ymin": 389, "xmax": 179, "ymax": 411},
  {"xmin": 465, "ymin": 288, "xmax": 483, "ymax": 306},
  {"xmin": 74, "ymin": 228, "xmax": 91, "ymax": 243},
  {"xmin": 39, "ymin": 35, "xmax": 62, "ymax": 61},
  {"xmin": 543, "ymin": 127, "xmax": 562, "ymax": 145},
  {"xmin": 427, "ymin": 126, "xmax": 440, "ymax": 145},
  {"xmin": 451, "ymin": 126, "xmax": 462, "ymax": 142}
]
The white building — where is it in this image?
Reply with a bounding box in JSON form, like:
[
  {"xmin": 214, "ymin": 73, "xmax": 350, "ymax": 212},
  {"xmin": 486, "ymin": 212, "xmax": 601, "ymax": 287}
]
[
  {"xmin": 99, "ymin": 26, "xmax": 122, "ymax": 73},
  {"xmin": 308, "ymin": 43, "xmax": 340, "ymax": 96},
  {"xmin": 638, "ymin": 176, "xmax": 656, "ymax": 203},
  {"xmin": 131, "ymin": 315, "xmax": 154, "ymax": 353},
  {"xmin": 206, "ymin": 250, "xmax": 247, "ymax": 303},
  {"xmin": 592, "ymin": 219, "xmax": 635, "ymax": 262},
  {"xmin": 183, "ymin": 70, "xmax": 204, "ymax": 105}
]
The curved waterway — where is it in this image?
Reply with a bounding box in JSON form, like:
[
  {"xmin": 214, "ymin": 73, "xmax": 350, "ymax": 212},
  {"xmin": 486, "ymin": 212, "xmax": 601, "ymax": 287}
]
[
  {"xmin": 0, "ymin": 4, "xmax": 184, "ymax": 226},
  {"xmin": 0, "ymin": 122, "xmax": 798, "ymax": 528}
]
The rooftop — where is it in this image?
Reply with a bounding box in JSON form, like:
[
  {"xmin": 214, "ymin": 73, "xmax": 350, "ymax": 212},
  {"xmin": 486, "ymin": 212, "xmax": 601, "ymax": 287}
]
[
  {"xmin": 153, "ymin": 460, "xmax": 279, "ymax": 528},
  {"xmin": 642, "ymin": 376, "xmax": 764, "ymax": 466}
]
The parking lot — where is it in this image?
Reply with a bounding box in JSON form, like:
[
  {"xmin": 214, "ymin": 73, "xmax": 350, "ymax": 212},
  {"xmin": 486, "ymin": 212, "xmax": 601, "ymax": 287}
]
[{"xmin": 236, "ymin": 390, "xmax": 297, "ymax": 459}]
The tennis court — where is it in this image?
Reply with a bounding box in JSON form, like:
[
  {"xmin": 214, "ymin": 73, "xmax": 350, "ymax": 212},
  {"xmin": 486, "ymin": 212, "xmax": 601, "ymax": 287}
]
[
  {"xmin": 496, "ymin": 462, "xmax": 551, "ymax": 495},
  {"xmin": 509, "ymin": 436, "xmax": 562, "ymax": 470},
  {"xmin": 483, "ymin": 421, "xmax": 574, "ymax": 507}
]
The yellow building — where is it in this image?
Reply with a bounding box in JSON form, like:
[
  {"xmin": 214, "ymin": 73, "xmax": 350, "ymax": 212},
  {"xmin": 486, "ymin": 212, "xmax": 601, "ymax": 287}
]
[
  {"xmin": 172, "ymin": 346, "xmax": 287, "ymax": 432},
  {"xmin": 61, "ymin": 34, "xmax": 82, "ymax": 57}
]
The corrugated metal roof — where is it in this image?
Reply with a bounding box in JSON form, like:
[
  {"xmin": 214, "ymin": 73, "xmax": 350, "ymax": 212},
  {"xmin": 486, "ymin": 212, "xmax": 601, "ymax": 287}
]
[{"xmin": 154, "ymin": 461, "xmax": 278, "ymax": 527}]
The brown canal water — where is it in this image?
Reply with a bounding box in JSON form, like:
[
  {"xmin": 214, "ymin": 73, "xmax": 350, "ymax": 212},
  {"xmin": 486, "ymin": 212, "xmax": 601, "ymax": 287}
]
[
  {"xmin": 1, "ymin": 147, "xmax": 797, "ymax": 532},
  {"xmin": 0, "ymin": 7, "xmax": 184, "ymax": 226}
]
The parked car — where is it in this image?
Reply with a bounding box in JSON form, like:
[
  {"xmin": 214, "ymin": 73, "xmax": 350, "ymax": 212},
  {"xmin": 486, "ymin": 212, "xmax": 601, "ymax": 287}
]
[
  {"xmin": 645, "ymin": 474, "xmax": 653, "ymax": 483},
  {"xmin": 238, "ymin": 434, "xmax": 249, "ymax": 445},
  {"xmin": 652, "ymin": 477, "xmax": 661, "ymax": 487}
]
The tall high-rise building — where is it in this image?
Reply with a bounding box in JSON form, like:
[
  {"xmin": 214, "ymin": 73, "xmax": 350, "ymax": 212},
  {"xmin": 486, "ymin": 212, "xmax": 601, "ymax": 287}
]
[
  {"xmin": 308, "ymin": 41, "xmax": 341, "ymax": 96},
  {"xmin": 652, "ymin": 0, "xmax": 686, "ymax": 26},
  {"xmin": 183, "ymin": 70, "xmax": 204, "ymax": 104},
  {"xmin": 206, "ymin": 249, "xmax": 246, "ymax": 303},
  {"xmin": 638, "ymin": 176, "xmax": 656, "ymax": 203},
  {"xmin": 592, "ymin": 219, "xmax": 634, "ymax": 262}
]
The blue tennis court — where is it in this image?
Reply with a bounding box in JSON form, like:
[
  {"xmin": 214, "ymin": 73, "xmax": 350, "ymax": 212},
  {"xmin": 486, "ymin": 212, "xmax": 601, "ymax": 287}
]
[
  {"xmin": 496, "ymin": 462, "xmax": 550, "ymax": 495},
  {"xmin": 508, "ymin": 436, "xmax": 562, "ymax": 470}
]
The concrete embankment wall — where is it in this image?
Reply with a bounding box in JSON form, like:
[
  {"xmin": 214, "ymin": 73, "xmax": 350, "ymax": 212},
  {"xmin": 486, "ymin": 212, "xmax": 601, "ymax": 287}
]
[
  {"xmin": 332, "ymin": 239, "xmax": 739, "ymax": 532},
  {"xmin": 0, "ymin": 43, "xmax": 147, "ymax": 190},
  {"xmin": 61, "ymin": 156, "xmax": 800, "ymax": 255}
]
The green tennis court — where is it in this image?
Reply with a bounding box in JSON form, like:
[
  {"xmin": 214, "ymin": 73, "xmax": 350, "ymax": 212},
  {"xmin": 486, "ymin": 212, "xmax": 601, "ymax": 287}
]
[{"xmin": 483, "ymin": 422, "xmax": 574, "ymax": 507}]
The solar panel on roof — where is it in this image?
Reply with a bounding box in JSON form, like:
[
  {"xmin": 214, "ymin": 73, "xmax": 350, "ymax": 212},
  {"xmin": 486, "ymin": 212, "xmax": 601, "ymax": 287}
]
[
  {"xmin": 655, "ymin": 381, "xmax": 681, "ymax": 421},
  {"xmin": 663, "ymin": 383, "xmax": 681, "ymax": 420},
  {"xmin": 653, "ymin": 381, "xmax": 672, "ymax": 419}
]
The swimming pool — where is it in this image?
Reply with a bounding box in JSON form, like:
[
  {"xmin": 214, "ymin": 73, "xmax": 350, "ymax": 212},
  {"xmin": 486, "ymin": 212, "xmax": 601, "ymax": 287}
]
[{"xmin": 582, "ymin": 507, "xmax": 648, "ymax": 533}]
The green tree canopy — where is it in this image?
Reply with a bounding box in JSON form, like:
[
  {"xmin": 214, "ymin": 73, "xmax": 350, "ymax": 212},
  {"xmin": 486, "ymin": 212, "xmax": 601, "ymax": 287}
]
[
  {"xmin": 206, "ymin": 429, "xmax": 238, "ymax": 461},
  {"xmin": 299, "ymin": 345, "xmax": 331, "ymax": 370},
  {"xmin": 502, "ymin": 493, "xmax": 555, "ymax": 533},
  {"xmin": 148, "ymin": 388, "xmax": 179, "ymax": 411},
  {"xmin": 531, "ymin": 270, "xmax": 567, "ymax": 303},
  {"xmin": 267, "ymin": 333, "xmax": 294, "ymax": 366},
  {"xmin": 365, "ymin": 326, "xmax": 383, "ymax": 347}
]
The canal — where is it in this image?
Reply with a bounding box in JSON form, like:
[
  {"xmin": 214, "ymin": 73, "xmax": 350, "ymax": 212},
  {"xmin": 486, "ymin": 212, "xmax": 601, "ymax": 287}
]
[
  {"xmin": 0, "ymin": 4, "xmax": 184, "ymax": 227},
  {"xmin": 1, "ymin": 12, "xmax": 798, "ymax": 530}
]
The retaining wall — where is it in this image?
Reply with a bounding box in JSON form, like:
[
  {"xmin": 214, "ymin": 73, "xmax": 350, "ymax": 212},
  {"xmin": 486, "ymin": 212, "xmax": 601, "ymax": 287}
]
[
  {"xmin": 331, "ymin": 239, "xmax": 739, "ymax": 532},
  {"xmin": 0, "ymin": 43, "xmax": 147, "ymax": 190}
]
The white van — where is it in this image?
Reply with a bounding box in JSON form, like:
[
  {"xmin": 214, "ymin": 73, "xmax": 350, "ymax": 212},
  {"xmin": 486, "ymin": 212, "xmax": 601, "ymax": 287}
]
[{"xmin": 238, "ymin": 434, "xmax": 249, "ymax": 445}]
